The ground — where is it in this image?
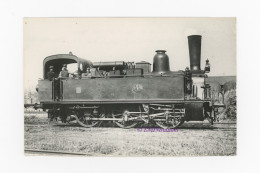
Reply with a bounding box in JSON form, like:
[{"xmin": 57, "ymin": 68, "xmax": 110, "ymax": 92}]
[{"xmin": 24, "ymin": 113, "xmax": 236, "ymax": 156}]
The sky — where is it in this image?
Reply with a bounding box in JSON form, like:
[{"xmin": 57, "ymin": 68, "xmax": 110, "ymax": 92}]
[{"xmin": 24, "ymin": 18, "xmax": 236, "ymax": 90}]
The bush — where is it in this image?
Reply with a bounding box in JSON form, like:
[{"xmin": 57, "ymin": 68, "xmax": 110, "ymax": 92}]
[
  {"xmin": 210, "ymin": 82, "xmax": 237, "ymax": 120},
  {"xmin": 224, "ymin": 89, "xmax": 236, "ymax": 120}
]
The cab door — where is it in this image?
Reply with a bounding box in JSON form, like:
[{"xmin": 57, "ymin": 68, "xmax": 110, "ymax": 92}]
[
  {"xmin": 52, "ymin": 79, "xmax": 63, "ymax": 101},
  {"xmin": 38, "ymin": 80, "xmax": 53, "ymax": 102}
]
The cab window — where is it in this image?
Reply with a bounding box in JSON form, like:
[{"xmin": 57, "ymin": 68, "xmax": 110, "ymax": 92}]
[{"xmin": 67, "ymin": 63, "xmax": 78, "ymax": 74}]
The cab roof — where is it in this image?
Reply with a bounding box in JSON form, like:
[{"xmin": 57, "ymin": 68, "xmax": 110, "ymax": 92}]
[{"xmin": 43, "ymin": 53, "xmax": 92, "ymax": 79}]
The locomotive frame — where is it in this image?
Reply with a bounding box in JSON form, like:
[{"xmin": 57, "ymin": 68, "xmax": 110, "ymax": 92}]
[{"xmin": 35, "ymin": 35, "xmax": 224, "ymax": 129}]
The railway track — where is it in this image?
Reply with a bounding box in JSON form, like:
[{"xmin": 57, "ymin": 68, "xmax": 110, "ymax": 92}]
[
  {"xmin": 24, "ymin": 149, "xmax": 90, "ymax": 156},
  {"xmin": 24, "ymin": 122, "xmax": 236, "ymax": 131},
  {"xmin": 24, "ymin": 123, "xmax": 80, "ymax": 127}
]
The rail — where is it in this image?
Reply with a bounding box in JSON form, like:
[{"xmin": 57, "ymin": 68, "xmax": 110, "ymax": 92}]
[{"xmin": 24, "ymin": 149, "xmax": 88, "ymax": 156}]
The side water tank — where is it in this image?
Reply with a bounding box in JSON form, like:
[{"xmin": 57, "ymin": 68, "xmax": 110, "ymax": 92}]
[{"xmin": 152, "ymin": 50, "xmax": 170, "ymax": 73}]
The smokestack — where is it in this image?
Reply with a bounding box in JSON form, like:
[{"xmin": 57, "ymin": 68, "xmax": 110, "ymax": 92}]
[{"xmin": 188, "ymin": 35, "xmax": 202, "ymax": 71}]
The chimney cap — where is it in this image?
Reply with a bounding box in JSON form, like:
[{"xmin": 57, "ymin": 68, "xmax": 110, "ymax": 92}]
[{"xmin": 188, "ymin": 35, "xmax": 202, "ymax": 38}]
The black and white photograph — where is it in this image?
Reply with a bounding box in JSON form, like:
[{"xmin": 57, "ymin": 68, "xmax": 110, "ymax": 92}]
[
  {"xmin": 2, "ymin": 0, "xmax": 260, "ymax": 173},
  {"xmin": 24, "ymin": 18, "xmax": 236, "ymax": 156}
]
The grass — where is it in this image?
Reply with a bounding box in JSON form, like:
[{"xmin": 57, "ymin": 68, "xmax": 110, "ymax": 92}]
[
  {"xmin": 24, "ymin": 113, "xmax": 48, "ymax": 124},
  {"xmin": 24, "ymin": 120, "xmax": 236, "ymax": 156}
]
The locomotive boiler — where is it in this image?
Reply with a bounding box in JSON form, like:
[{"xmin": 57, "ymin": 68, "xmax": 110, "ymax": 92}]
[{"xmin": 36, "ymin": 35, "xmax": 220, "ymax": 129}]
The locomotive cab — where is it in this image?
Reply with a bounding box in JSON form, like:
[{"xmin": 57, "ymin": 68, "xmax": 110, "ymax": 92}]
[
  {"xmin": 43, "ymin": 52, "xmax": 92, "ymax": 79},
  {"xmin": 38, "ymin": 52, "xmax": 92, "ymax": 102}
]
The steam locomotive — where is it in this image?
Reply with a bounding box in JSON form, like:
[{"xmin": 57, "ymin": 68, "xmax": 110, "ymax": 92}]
[{"xmin": 36, "ymin": 35, "xmax": 222, "ymax": 129}]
